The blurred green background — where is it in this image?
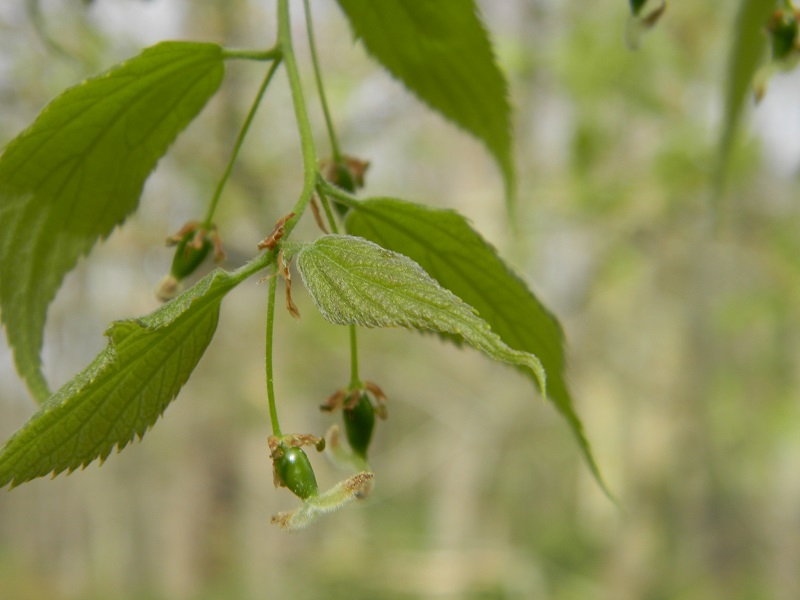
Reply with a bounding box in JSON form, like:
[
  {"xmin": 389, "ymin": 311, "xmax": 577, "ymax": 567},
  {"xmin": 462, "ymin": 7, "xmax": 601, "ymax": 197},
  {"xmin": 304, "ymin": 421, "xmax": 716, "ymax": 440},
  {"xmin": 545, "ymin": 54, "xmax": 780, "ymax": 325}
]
[{"xmin": 1, "ymin": 1, "xmax": 799, "ymax": 598}]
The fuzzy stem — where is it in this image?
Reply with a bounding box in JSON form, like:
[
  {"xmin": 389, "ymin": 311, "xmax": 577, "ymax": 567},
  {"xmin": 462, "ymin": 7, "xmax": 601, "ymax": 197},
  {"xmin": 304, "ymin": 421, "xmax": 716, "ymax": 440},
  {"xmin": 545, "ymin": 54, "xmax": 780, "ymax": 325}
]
[
  {"xmin": 303, "ymin": 0, "xmax": 342, "ymax": 161},
  {"xmin": 318, "ymin": 177, "xmax": 361, "ymax": 209},
  {"xmin": 222, "ymin": 47, "xmax": 281, "ymax": 61},
  {"xmin": 315, "ymin": 186, "xmax": 339, "ymax": 234},
  {"xmin": 203, "ymin": 57, "xmax": 283, "ymax": 227},
  {"xmin": 266, "ymin": 271, "xmax": 282, "ymax": 437},
  {"xmin": 314, "ymin": 187, "xmax": 360, "ymax": 389},
  {"xmin": 348, "ymin": 324, "xmax": 361, "ymax": 389},
  {"xmin": 277, "ymin": 0, "xmax": 320, "ymax": 238}
]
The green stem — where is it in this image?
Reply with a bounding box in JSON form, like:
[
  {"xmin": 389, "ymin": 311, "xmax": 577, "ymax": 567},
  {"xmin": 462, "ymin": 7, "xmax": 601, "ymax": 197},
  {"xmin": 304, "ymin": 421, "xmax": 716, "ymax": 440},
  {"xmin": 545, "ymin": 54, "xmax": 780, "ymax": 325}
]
[
  {"xmin": 315, "ymin": 186, "xmax": 339, "ymax": 234},
  {"xmin": 316, "ymin": 186, "xmax": 361, "ymax": 390},
  {"xmin": 277, "ymin": 0, "xmax": 320, "ymax": 238},
  {"xmin": 303, "ymin": 0, "xmax": 342, "ymax": 162},
  {"xmin": 349, "ymin": 324, "xmax": 361, "ymax": 389},
  {"xmin": 266, "ymin": 270, "xmax": 282, "ymax": 437},
  {"xmin": 318, "ymin": 177, "xmax": 361, "ymax": 209},
  {"xmin": 222, "ymin": 47, "xmax": 281, "ymax": 61},
  {"xmin": 257, "ymin": 0, "xmax": 323, "ymax": 437},
  {"xmin": 316, "ymin": 183, "xmax": 362, "ymax": 391},
  {"xmin": 203, "ymin": 57, "xmax": 283, "ymax": 227},
  {"xmin": 317, "ymin": 180, "xmax": 363, "ymax": 390},
  {"xmin": 226, "ymin": 247, "xmax": 274, "ymax": 284}
]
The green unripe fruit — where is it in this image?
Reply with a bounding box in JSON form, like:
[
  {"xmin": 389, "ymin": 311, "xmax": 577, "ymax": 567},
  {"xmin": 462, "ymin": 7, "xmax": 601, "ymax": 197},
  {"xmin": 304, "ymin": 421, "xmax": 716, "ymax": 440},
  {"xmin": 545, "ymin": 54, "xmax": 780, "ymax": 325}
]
[
  {"xmin": 275, "ymin": 446, "xmax": 319, "ymax": 499},
  {"xmin": 170, "ymin": 236, "xmax": 212, "ymax": 281},
  {"xmin": 344, "ymin": 392, "xmax": 376, "ymax": 460},
  {"xmin": 771, "ymin": 12, "xmax": 798, "ymax": 61}
]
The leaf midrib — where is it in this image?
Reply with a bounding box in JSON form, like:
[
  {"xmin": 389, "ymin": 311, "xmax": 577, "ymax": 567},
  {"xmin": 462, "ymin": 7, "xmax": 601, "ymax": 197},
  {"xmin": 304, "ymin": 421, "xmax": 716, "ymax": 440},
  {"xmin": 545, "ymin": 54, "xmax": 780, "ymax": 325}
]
[
  {"xmin": 8, "ymin": 49, "xmax": 212, "ymax": 181},
  {"xmin": 4, "ymin": 299, "xmax": 218, "ymax": 480},
  {"xmin": 351, "ymin": 204, "xmax": 555, "ymax": 355}
]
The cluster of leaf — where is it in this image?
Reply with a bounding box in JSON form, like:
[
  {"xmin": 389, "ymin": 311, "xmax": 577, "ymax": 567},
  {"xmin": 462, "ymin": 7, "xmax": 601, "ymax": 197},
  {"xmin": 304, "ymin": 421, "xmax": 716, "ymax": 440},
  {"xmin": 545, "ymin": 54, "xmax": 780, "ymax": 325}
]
[{"xmin": 0, "ymin": 1, "xmax": 604, "ymax": 495}]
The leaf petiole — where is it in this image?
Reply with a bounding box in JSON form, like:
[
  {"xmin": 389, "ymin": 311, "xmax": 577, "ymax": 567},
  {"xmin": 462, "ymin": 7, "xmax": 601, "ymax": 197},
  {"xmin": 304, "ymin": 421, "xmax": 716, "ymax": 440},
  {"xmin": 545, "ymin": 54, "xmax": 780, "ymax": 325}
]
[
  {"xmin": 203, "ymin": 56, "xmax": 283, "ymax": 228},
  {"xmin": 315, "ymin": 185, "xmax": 340, "ymax": 234},
  {"xmin": 313, "ymin": 187, "xmax": 361, "ymax": 390},
  {"xmin": 303, "ymin": 0, "xmax": 343, "ymax": 162},
  {"xmin": 277, "ymin": 0, "xmax": 320, "ymax": 238},
  {"xmin": 265, "ymin": 267, "xmax": 282, "ymax": 437},
  {"xmin": 221, "ymin": 47, "xmax": 282, "ymax": 61},
  {"xmin": 348, "ymin": 325, "xmax": 360, "ymax": 389},
  {"xmin": 317, "ymin": 177, "xmax": 361, "ymax": 209}
]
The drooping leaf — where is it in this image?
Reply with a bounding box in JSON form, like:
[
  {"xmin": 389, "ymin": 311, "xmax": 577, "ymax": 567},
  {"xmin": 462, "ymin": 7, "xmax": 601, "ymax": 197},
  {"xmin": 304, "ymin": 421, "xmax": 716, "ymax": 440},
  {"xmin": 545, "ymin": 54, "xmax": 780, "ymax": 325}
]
[
  {"xmin": 716, "ymin": 0, "xmax": 776, "ymax": 194},
  {"xmin": 294, "ymin": 234, "xmax": 545, "ymax": 396},
  {"xmin": 0, "ymin": 41, "xmax": 225, "ymax": 402},
  {"xmin": 0, "ymin": 269, "xmax": 238, "ymax": 489},
  {"xmin": 345, "ymin": 198, "xmax": 608, "ymax": 494},
  {"xmin": 335, "ymin": 0, "xmax": 514, "ymax": 205}
]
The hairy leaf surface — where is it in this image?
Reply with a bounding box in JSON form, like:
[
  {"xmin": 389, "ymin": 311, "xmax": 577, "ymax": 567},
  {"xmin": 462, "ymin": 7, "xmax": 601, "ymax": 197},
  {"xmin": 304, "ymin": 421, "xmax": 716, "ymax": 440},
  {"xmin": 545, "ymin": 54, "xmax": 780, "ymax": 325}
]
[
  {"xmin": 345, "ymin": 198, "xmax": 607, "ymax": 492},
  {"xmin": 295, "ymin": 234, "xmax": 545, "ymax": 395},
  {"xmin": 0, "ymin": 41, "xmax": 225, "ymax": 401},
  {"xmin": 0, "ymin": 269, "xmax": 237, "ymax": 489},
  {"xmin": 336, "ymin": 0, "xmax": 514, "ymax": 203}
]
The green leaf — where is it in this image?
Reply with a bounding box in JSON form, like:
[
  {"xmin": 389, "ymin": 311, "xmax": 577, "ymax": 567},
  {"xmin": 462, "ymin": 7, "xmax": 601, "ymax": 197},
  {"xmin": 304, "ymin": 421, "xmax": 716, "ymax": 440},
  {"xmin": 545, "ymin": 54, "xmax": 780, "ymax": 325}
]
[
  {"xmin": 716, "ymin": 0, "xmax": 776, "ymax": 194},
  {"xmin": 294, "ymin": 234, "xmax": 545, "ymax": 397},
  {"xmin": 0, "ymin": 41, "xmax": 225, "ymax": 402},
  {"xmin": 0, "ymin": 269, "xmax": 238, "ymax": 489},
  {"xmin": 345, "ymin": 198, "xmax": 608, "ymax": 494},
  {"xmin": 336, "ymin": 0, "xmax": 514, "ymax": 205}
]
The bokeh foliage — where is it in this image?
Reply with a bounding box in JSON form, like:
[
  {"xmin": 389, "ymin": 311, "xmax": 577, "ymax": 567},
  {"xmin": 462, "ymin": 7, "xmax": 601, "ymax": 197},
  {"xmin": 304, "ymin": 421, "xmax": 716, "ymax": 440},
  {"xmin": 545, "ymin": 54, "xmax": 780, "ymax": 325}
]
[{"xmin": 1, "ymin": 1, "xmax": 799, "ymax": 599}]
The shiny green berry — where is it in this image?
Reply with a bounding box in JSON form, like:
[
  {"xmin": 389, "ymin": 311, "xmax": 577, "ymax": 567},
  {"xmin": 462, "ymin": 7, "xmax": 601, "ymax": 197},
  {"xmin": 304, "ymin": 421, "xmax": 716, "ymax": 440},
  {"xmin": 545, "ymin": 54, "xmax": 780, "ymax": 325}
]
[
  {"xmin": 344, "ymin": 392, "xmax": 376, "ymax": 460},
  {"xmin": 274, "ymin": 446, "xmax": 319, "ymax": 499},
  {"xmin": 170, "ymin": 235, "xmax": 212, "ymax": 281}
]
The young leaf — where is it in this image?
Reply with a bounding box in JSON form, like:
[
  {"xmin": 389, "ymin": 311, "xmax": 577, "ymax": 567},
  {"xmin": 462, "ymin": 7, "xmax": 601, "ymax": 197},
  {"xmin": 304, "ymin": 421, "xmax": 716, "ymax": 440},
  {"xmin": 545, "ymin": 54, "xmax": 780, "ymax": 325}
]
[
  {"xmin": 335, "ymin": 0, "xmax": 514, "ymax": 205},
  {"xmin": 0, "ymin": 41, "xmax": 225, "ymax": 402},
  {"xmin": 0, "ymin": 269, "xmax": 238, "ymax": 489},
  {"xmin": 294, "ymin": 234, "xmax": 545, "ymax": 397},
  {"xmin": 716, "ymin": 0, "xmax": 775, "ymax": 195},
  {"xmin": 345, "ymin": 198, "xmax": 608, "ymax": 494}
]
